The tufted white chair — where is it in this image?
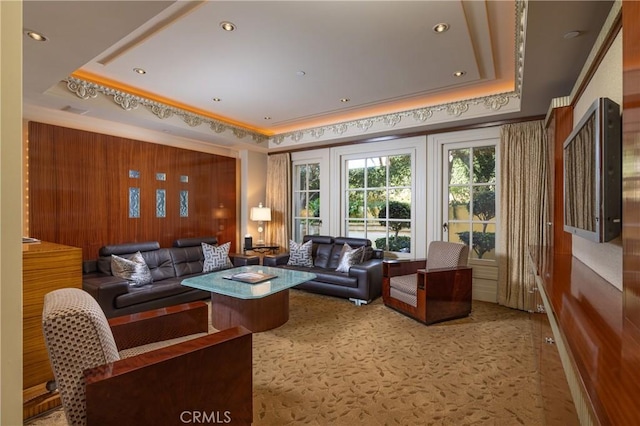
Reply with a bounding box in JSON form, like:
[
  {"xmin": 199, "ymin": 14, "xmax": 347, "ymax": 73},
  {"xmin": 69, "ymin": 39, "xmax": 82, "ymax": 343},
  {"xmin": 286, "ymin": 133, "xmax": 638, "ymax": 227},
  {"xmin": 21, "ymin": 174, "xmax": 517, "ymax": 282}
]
[
  {"xmin": 382, "ymin": 241, "xmax": 472, "ymax": 324},
  {"xmin": 42, "ymin": 288, "xmax": 252, "ymax": 425}
]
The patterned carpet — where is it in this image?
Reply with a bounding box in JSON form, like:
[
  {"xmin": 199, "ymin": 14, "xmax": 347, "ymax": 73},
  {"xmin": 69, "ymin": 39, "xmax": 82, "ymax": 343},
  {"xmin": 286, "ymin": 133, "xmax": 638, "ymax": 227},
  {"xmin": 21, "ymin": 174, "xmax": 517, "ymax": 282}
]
[{"xmin": 27, "ymin": 291, "xmax": 544, "ymax": 425}]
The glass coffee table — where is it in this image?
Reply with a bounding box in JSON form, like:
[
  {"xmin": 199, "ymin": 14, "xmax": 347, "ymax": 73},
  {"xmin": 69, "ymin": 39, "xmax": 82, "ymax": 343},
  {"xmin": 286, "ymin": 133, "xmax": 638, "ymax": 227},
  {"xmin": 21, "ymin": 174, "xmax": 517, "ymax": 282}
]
[{"xmin": 181, "ymin": 265, "xmax": 315, "ymax": 332}]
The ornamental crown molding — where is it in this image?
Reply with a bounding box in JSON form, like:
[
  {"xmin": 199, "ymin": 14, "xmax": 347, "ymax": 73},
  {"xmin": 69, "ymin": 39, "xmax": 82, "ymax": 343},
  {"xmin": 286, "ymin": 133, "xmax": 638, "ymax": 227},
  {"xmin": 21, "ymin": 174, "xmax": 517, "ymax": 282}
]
[{"xmin": 63, "ymin": 0, "xmax": 526, "ymax": 148}]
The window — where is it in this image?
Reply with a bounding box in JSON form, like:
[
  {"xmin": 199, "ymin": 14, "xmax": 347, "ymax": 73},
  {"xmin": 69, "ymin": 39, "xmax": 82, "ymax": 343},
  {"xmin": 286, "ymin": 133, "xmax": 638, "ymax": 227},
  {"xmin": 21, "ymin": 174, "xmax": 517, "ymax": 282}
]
[
  {"xmin": 344, "ymin": 154, "xmax": 412, "ymax": 253},
  {"xmin": 293, "ymin": 162, "xmax": 321, "ymax": 241},
  {"xmin": 445, "ymin": 146, "xmax": 496, "ymax": 260}
]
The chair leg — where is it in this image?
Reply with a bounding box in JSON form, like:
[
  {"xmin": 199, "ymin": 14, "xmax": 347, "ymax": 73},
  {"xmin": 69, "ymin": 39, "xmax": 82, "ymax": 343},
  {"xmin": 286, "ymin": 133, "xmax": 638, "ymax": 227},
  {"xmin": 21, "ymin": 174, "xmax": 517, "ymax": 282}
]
[{"xmin": 349, "ymin": 298, "xmax": 368, "ymax": 306}]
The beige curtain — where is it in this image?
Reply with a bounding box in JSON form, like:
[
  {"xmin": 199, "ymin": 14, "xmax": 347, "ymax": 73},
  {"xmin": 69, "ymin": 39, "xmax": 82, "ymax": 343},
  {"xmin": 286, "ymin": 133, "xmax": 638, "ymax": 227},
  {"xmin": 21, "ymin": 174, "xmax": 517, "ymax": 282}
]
[
  {"xmin": 265, "ymin": 153, "xmax": 291, "ymax": 251},
  {"xmin": 497, "ymin": 120, "xmax": 550, "ymax": 311}
]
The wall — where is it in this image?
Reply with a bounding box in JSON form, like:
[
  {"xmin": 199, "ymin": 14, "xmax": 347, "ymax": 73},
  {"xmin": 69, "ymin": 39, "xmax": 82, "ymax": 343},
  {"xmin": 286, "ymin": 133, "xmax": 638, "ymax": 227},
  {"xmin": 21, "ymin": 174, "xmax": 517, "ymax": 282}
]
[
  {"xmin": 241, "ymin": 150, "xmax": 268, "ymax": 244},
  {"xmin": 28, "ymin": 122, "xmax": 238, "ymax": 259},
  {"xmin": 1, "ymin": 0, "xmax": 24, "ymax": 423},
  {"xmin": 571, "ymin": 31, "xmax": 623, "ymax": 290}
]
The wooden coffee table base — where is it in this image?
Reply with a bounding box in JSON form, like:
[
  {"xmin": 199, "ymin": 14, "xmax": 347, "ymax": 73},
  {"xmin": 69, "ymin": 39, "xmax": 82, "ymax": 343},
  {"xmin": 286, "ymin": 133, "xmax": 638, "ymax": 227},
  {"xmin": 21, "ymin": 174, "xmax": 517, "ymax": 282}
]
[{"xmin": 211, "ymin": 289, "xmax": 290, "ymax": 332}]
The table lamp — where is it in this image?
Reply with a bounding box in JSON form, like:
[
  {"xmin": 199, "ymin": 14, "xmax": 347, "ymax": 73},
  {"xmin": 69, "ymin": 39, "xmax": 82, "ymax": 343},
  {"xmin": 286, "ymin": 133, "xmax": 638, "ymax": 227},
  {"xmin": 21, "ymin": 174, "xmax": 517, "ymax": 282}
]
[{"xmin": 250, "ymin": 202, "xmax": 271, "ymax": 245}]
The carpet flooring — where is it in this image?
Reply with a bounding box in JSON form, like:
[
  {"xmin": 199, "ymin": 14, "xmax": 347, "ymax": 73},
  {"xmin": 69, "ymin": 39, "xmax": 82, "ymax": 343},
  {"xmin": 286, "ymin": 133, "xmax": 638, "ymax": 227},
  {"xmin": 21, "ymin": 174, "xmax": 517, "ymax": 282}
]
[{"xmin": 26, "ymin": 291, "xmax": 545, "ymax": 425}]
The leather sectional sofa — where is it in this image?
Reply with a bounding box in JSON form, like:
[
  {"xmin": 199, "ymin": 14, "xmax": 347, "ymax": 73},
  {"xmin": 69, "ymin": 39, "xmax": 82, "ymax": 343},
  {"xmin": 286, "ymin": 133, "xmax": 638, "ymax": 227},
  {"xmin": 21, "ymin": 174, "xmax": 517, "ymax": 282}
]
[
  {"xmin": 263, "ymin": 235, "xmax": 384, "ymax": 305},
  {"xmin": 82, "ymin": 237, "xmax": 258, "ymax": 317}
]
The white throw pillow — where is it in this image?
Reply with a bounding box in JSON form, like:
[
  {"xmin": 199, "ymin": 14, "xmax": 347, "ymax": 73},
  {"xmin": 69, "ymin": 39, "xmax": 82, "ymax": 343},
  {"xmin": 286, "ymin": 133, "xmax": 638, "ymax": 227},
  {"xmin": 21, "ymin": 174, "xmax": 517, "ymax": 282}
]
[
  {"xmin": 335, "ymin": 243, "xmax": 365, "ymax": 273},
  {"xmin": 287, "ymin": 240, "xmax": 314, "ymax": 267},
  {"xmin": 111, "ymin": 251, "xmax": 153, "ymax": 287},
  {"xmin": 202, "ymin": 242, "xmax": 233, "ymax": 272}
]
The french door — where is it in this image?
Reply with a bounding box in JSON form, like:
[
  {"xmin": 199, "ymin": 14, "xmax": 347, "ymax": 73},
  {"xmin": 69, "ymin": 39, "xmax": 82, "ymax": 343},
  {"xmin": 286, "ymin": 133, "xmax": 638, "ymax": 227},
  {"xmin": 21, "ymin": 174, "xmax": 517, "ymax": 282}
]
[{"xmin": 441, "ymin": 139, "xmax": 499, "ymax": 302}]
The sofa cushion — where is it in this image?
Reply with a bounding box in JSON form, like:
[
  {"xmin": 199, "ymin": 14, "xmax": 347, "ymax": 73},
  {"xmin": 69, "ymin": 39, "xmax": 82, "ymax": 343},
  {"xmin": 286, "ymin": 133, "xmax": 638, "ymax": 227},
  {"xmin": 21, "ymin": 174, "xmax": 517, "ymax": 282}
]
[
  {"xmin": 309, "ymin": 269, "xmax": 359, "ymax": 288},
  {"xmin": 335, "ymin": 244, "xmax": 365, "ymax": 273},
  {"xmin": 114, "ymin": 280, "xmax": 193, "ymax": 309},
  {"xmin": 202, "ymin": 242, "xmax": 232, "ymax": 272},
  {"xmin": 111, "ymin": 252, "xmax": 153, "ymax": 287},
  {"xmin": 171, "ymin": 245, "xmax": 204, "ymax": 277},
  {"xmin": 287, "ymin": 240, "xmax": 313, "ymax": 267},
  {"xmin": 140, "ymin": 248, "xmax": 177, "ymax": 281}
]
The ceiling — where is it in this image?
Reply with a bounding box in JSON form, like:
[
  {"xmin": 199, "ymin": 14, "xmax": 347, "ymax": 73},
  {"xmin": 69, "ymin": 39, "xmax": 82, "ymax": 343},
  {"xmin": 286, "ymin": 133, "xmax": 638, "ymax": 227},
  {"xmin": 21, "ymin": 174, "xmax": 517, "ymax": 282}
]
[{"xmin": 22, "ymin": 1, "xmax": 614, "ymax": 153}]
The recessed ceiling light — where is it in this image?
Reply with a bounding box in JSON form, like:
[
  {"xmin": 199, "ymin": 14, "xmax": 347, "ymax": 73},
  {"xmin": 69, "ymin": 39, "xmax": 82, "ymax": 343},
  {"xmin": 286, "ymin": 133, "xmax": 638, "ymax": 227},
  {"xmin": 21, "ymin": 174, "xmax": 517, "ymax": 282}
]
[
  {"xmin": 25, "ymin": 30, "xmax": 47, "ymax": 42},
  {"xmin": 133, "ymin": 68, "xmax": 146, "ymax": 75},
  {"xmin": 453, "ymin": 71, "xmax": 466, "ymax": 77},
  {"xmin": 296, "ymin": 70, "xmax": 306, "ymax": 77},
  {"xmin": 212, "ymin": 98, "xmax": 221, "ymax": 102},
  {"xmin": 340, "ymin": 98, "xmax": 350, "ymax": 103},
  {"xmin": 563, "ymin": 31, "xmax": 581, "ymax": 39},
  {"xmin": 433, "ymin": 23, "xmax": 450, "ymax": 33},
  {"xmin": 220, "ymin": 21, "xmax": 236, "ymax": 31}
]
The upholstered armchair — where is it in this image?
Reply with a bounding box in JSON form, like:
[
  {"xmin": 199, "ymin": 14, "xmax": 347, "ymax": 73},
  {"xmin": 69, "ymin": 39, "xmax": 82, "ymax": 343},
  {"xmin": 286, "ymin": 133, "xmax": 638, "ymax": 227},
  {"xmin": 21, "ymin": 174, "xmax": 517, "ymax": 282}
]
[
  {"xmin": 382, "ymin": 241, "xmax": 472, "ymax": 324},
  {"xmin": 42, "ymin": 288, "xmax": 252, "ymax": 425}
]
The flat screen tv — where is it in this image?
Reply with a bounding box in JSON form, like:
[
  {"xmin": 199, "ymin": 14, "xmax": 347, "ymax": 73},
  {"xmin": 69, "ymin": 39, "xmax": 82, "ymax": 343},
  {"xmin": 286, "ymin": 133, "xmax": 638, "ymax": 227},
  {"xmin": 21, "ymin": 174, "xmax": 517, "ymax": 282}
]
[{"xmin": 563, "ymin": 97, "xmax": 621, "ymax": 242}]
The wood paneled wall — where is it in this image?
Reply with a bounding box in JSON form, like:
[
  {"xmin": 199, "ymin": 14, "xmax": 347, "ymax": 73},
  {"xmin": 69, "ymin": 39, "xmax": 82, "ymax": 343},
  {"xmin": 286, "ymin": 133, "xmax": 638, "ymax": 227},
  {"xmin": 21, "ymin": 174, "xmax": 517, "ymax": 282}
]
[
  {"xmin": 28, "ymin": 122, "xmax": 237, "ymax": 260},
  {"xmin": 623, "ymin": 0, "xmax": 640, "ymax": 331},
  {"xmin": 547, "ymin": 106, "xmax": 573, "ymax": 254}
]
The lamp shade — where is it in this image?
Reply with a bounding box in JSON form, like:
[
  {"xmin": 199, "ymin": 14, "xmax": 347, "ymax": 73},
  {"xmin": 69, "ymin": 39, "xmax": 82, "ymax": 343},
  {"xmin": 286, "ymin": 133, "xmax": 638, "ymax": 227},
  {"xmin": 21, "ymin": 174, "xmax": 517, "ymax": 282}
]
[{"xmin": 250, "ymin": 205, "xmax": 271, "ymax": 222}]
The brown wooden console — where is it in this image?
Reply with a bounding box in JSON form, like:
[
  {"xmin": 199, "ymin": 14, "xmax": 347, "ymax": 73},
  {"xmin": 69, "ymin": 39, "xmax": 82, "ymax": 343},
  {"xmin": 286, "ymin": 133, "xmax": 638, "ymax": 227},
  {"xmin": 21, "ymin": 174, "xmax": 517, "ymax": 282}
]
[{"xmin": 530, "ymin": 246, "xmax": 640, "ymax": 425}]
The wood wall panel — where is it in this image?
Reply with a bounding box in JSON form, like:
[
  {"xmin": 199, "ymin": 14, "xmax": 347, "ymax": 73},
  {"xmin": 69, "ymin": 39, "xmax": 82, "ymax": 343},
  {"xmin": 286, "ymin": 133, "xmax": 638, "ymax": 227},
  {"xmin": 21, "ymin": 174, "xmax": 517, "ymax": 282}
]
[
  {"xmin": 548, "ymin": 106, "xmax": 574, "ymax": 254},
  {"xmin": 28, "ymin": 122, "xmax": 237, "ymax": 260},
  {"xmin": 623, "ymin": 0, "xmax": 640, "ymax": 331}
]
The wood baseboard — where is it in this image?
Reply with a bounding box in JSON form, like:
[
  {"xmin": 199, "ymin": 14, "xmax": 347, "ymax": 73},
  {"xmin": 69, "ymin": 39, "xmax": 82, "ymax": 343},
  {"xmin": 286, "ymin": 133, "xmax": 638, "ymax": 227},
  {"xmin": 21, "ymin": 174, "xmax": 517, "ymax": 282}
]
[{"xmin": 23, "ymin": 383, "xmax": 61, "ymax": 420}]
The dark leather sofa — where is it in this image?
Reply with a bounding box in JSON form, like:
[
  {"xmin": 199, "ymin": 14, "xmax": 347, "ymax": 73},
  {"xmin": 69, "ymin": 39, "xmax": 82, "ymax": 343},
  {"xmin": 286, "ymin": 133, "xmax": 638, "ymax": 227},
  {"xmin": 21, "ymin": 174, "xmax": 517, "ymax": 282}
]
[
  {"xmin": 263, "ymin": 235, "xmax": 384, "ymax": 305},
  {"xmin": 82, "ymin": 237, "xmax": 258, "ymax": 318}
]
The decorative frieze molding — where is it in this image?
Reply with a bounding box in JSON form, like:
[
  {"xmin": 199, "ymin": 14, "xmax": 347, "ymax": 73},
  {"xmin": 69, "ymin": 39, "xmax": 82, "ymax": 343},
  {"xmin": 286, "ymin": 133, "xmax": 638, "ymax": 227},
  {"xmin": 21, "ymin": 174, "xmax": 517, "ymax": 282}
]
[
  {"xmin": 64, "ymin": 77, "xmax": 269, "ymax": 145},
  {"xmin": 62, "ymin": 0, "xmax": 527, "ymax": 148},
  {"xmin": 271, "ymin": 92, "xmax": 519, "ymax": 145}
]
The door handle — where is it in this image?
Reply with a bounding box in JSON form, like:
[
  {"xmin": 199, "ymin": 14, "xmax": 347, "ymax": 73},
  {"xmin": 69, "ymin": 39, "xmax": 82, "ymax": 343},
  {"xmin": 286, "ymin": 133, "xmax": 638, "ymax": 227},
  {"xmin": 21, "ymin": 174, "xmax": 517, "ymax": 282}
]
[{"xmin": 442, "ymin": 223, "xmax": 448, "ymax": 232}]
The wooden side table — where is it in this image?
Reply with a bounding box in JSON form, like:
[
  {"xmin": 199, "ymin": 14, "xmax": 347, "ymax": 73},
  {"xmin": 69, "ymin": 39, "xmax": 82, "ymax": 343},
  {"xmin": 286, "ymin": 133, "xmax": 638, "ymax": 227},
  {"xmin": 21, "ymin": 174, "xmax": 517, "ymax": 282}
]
[{"xmin": 243, "ymin": 243, "xmax": 279, "ymax": 254}]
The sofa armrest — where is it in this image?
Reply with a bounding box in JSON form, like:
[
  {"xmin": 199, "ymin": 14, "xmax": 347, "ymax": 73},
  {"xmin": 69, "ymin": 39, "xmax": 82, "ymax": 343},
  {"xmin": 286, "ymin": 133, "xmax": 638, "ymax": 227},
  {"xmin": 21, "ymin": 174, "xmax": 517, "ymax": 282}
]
[
  {"xmin": 348, "ymin": 259, "xmax": 383, "ymax": 301},
  {"xmin": 382, "ymin": 259, "xmax": 427, "ymax": 278},
  {"xmin": 263, "ymin": 253, "xmax": 290, "ymax": 267},
  {"xmin": 82, "ymin": 273, "xmax": 130, "ymax": 318},
  {"xmin": 85, "ymin": 326, "xmax": 253, "ymax": 425},
  {"xmin": 230, "ymin": 253, "xmax": 260, "ymax": 266},
  {"xmin": 108, "ymin": 301, "xmax": 209, "ymax": 350}
]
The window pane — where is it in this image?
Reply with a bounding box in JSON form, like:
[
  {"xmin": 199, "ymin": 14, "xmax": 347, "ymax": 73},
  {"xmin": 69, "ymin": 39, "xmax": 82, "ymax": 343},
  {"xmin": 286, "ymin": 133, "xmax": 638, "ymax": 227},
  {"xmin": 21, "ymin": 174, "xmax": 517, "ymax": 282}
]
[
  {"xmin": 294, "ymin": 193, "xmax": 307, "ymax": 216},
  {"xmin": 308, "ymin": 163, "xmax": 320, "ymax": 190},
  {"xmin": 472, "ymin": 185, "xmax": 496, "ymax": 222},
  {"xmin": 470, "ymin": 222, "xmax": 496, "ymax": 260},
  {"xmin": 297, "ymin": 165, "xmax": 307, "ymax": 190},
  {"xmin": 389, "ymin": 188, "xmax": 411, "ymax": 204},
  {"xmin": 294, "ymin": 218, "xmax": 307, "ymax": 242},
  {"xmin": 473, "ymin": 146, "xmax": 496, "ymax": 184},
  {"xmin": 308, "ymin": 191, "xmax": 320, "ymax": 217},
  {"xmin": 367, "ymin": 157, "xmax": 387, "ymax": 188},
  {"xmin": 347, "ymin": 220, "xmax": 366, "ymax": 239},
  {"xmin": 367, "ymin": 189, "xmax": 385, "ymax": 219},
  {"xmin": 389, "ymin": 155, "xmax": 411, "ymax": 186},
  {"xmin": 348, "ymin": 159, "xmax": 365, "ymax": 189},
  {"xmin": 449, "ymin": 186, "xmax": 470, "ymax": 219},
  {"xmin": 348, "ymin": 191, "xmax": 365, "ymax": 218},
  {"xmin": 370, "ymin": 221, "xmax": 388, "ymax": 250},
  {"xmin": 449, "ymin": 148, "xmax": 470, "ymax": 185},
  {"xmin": 449, "ymin": 222, "xmax": 470, "ymax": 246}
]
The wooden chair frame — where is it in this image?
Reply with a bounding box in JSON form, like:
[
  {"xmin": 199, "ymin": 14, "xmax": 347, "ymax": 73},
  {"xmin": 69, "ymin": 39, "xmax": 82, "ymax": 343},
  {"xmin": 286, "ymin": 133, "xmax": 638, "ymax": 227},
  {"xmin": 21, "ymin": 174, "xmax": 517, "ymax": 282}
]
[{"xmin": 383, "ymin": 259, "xmax": 472, "ymax": 324}]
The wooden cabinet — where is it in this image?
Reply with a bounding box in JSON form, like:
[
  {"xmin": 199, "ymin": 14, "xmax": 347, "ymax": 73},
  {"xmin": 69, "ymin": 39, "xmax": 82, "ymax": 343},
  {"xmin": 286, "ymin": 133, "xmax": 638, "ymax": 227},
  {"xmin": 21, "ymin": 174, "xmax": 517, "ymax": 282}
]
[
  {"xmin": 531, "ymin": 311, "xmax": 580, "ymax": 425},
  {"xmin": 23, "ymin": 241, "xmax": 82, "ymax": 419}
]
